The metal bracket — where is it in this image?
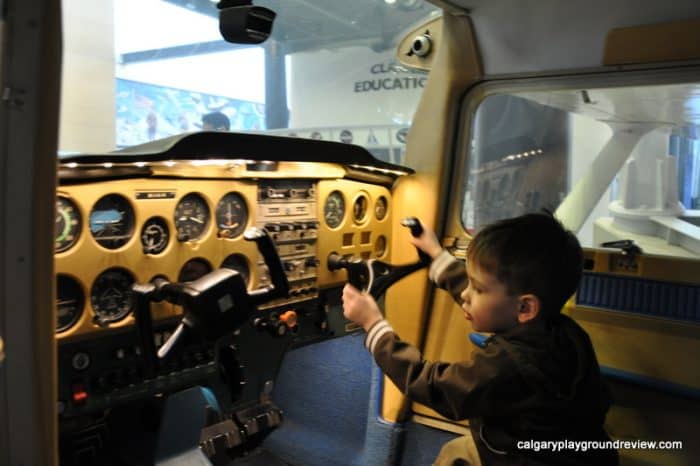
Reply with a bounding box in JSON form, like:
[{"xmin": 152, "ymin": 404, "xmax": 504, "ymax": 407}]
[{"xmin": 601, "ymin": 239, "xmax": 642, "ymax": 271}]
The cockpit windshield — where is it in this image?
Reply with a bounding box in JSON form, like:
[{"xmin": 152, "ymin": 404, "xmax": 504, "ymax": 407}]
[{"xmin": 59, "ymin": 0, "xmax": 439, "ymax": 166}]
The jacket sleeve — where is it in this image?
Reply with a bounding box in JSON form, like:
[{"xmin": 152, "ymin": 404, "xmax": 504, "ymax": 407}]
[
  {"xmin": 429, "ymin": 250, "xmax": 467, "ymax": 305},
  {"xmin": 365, "ymin": 320, "xmax": 519, "ymax": 421}
]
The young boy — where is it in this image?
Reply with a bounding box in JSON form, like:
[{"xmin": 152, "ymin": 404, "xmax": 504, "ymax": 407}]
[{"xmin": 342, "ymin": 212, "xmax": 618, "ymax": 466}]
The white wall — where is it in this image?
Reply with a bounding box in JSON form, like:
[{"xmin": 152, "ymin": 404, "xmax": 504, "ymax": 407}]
[
  {"xmin": 287, "ymin": 47, "xmax": 427, "ymax": 128},
  {"xmin": 116, "ymin": 49, "xmax": 265, "ymax": 104},
  {"xmin": 59, "ymin": 1, "xmax": 427, "ymax": 153},
  {"xmin": 59, "ymin": 0, "xmax": 115, "ymax": 153}
]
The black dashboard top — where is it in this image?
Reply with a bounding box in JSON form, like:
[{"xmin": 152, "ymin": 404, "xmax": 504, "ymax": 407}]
[{"xmin": 59, "ymin": 131, "xmax": 414, "ymax": 175}]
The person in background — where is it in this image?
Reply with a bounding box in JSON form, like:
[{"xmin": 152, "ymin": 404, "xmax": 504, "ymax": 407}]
[{"xmin": 202, "ymin": 111, "xmax": 230, "ymax": 131}]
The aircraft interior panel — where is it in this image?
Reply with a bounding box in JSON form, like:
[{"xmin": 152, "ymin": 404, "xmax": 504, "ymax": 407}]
[{"xmin": 52, "ymin": 145, "xmax": 405, "ymax": 460}]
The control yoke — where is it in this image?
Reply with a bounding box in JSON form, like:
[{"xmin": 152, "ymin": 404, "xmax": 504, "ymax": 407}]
[
  {"xmin": 132, "ymin": 227, "xmax": 289, "ymax": 377},
  {"xmin": 327, "ymin": 217, "xmax": 431, "ymax": 299}
]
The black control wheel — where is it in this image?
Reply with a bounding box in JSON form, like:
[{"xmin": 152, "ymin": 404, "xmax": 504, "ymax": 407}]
[
  {"xmin": 328, "ymin": 217, "xmax": 430, "ymax": 299},
  {"xmin": 131, "ymin": 227, "xmax": 289, "ymax": 365}
]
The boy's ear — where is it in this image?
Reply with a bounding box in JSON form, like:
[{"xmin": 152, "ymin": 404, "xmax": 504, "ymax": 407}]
[{"xmin": 517, "ymin": 294, "xmax": 540, "ymax": 323}]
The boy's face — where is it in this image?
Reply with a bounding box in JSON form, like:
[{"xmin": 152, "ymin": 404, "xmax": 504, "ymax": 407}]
[{"xmin": 460, "ymin": 260, "xmax": 521, "ymax": 333}]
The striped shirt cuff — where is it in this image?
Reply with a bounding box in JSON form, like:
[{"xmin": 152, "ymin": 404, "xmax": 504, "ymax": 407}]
[
  {"xmin": 429, "ymin": 250, "xmax": 456, "ymax": 282},
  {"xmin": 364, "ymin": 319, "xmax": 394, "ymax": 354}
]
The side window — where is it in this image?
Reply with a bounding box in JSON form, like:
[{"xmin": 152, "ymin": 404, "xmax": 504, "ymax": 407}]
[
  {"xmin": 462, "ymin": 94, "xmax": 571, "ymax": 233},
  {"xmin": 461, "ymin": 85, "xmax": 700, "ymax": 261}
]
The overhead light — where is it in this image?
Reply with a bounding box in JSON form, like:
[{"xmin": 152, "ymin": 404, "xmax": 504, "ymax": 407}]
[{"xmin": 385, "ymin": 0, "xmax": 397, "ymax": 4}]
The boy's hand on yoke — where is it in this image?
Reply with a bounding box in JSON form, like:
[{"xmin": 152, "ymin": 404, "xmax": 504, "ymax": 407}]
[
  {"xmin": 342, "ymin": 283, "xmax": 383, "ymax": 332},
  {"xmin": 409, "ymin": 222, "xmax": 443, "ymax": 259}
]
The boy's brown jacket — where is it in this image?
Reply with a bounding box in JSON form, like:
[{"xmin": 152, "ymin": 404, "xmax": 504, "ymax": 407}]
[{"xmin": 366, "ymin": 254, "xmax": 618, "ymax": 465}]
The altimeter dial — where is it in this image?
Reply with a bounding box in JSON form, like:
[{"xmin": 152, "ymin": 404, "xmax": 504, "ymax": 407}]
[{"xmin": 174, "ymin": 193, "xmax": 210, "ymax": 242}]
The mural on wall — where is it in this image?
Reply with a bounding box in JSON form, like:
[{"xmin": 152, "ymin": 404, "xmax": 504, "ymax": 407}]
[{"xmin": 115, "ymin": 78, "xmax": 265, "ymax": 147}]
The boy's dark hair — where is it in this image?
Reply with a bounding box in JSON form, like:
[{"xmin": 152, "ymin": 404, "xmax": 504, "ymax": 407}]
[
  {"xmin": 467, "ymin": 211, "xmax": 583, "ymax": 317},
  {"xmin": 202, "ymin": 111, "xmax": 230, "ymax": 131}
]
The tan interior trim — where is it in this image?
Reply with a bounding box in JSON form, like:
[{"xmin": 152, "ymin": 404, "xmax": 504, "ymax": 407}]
[
  {"xmin": 584, "ymin": 249, "xmax": 700, "ymax": 285},
  {"xmin": 411, "ymin": 413, "xmax": 470, "ymax": 436},
  {"xmin": 604, "ymin": 19, "xmax": 700, "ymax": 65},
  {"xmin": 382, "ymin": 11, "xmax": 482, "ymax": 422}
]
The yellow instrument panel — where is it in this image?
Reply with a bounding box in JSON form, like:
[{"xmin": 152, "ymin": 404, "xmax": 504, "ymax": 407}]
[{"xmin": 55, "ymin": 163, "xmax": 393, "ymax": 340}]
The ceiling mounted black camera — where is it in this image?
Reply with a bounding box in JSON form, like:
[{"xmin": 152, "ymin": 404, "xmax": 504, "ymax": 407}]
[{"xmin": 217, "ymin": 0, "xmax": 276, "ymax": 44}]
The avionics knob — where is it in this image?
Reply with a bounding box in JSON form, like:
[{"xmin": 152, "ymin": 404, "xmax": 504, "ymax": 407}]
[
  {"xmin": 304, "ymin": 257, "xmax": 319, "ymax": 268},
  {"xmin": 272, "ymin": 320, "xmax": 287, "ymax": 336},
  {"xmin": 253, "ymin": 317, "xmax": 269, "ymax": 332}
]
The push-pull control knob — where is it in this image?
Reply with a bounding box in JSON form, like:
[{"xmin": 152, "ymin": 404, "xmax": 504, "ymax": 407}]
[{"xmin": 278, "ymin": 310, "xmax": 297, "ymax": 328}]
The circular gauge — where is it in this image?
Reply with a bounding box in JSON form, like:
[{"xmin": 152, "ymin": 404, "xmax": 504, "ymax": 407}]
[
  {"xmin": 221, "ymin": 254, "xmax": 250, "ymax": 286},
  {"xmin": 141, "ymin": 217, "xmax": 169, "ymax": 255},
  {"xmin": 375, "ymin": 235, "xmax": 387, "ymax": 258},
  {"xmin": 55, "ymin": 197, "xmax": 82, "ymax": 253},
  {"xmin": 174, "ymin": 193, "xmax": 210, "ymax": 242},
  {"xmin": 178, "ymin": 258, "xmax": 212, "ymax": 282},
  {"xmin": 324, "ymin": 191, "xmax": 345, "ymax": 229},
  {"xmin": 89, "ymin": 194, "xmax": 135, "ymax": 249},
  {"xmin": 90, "ymin": 268, "xmax": 135, "ymax": 325},
  {"xmin": 353, "ymin": 194, "xmax": 369, "ymax": 223},
  {"xmin": 375, "ymin": 196, "xmax": 388, "ymax": 221},
  {"xmin": 56, "ymin": 274, "xmax": 84, "ymax": 332},
  {"xmin": 216, "ymin": 192, "xmax": 248, "ymax": 239}
]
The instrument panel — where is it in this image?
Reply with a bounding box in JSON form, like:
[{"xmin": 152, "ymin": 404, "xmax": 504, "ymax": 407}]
[
  {"xmin": 54, "ymin": 173, "xmax": 393, "ymax": 339},
  {"xmin": 53, "ymin": 133, "xmax": 411, "ymax": 436}
]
